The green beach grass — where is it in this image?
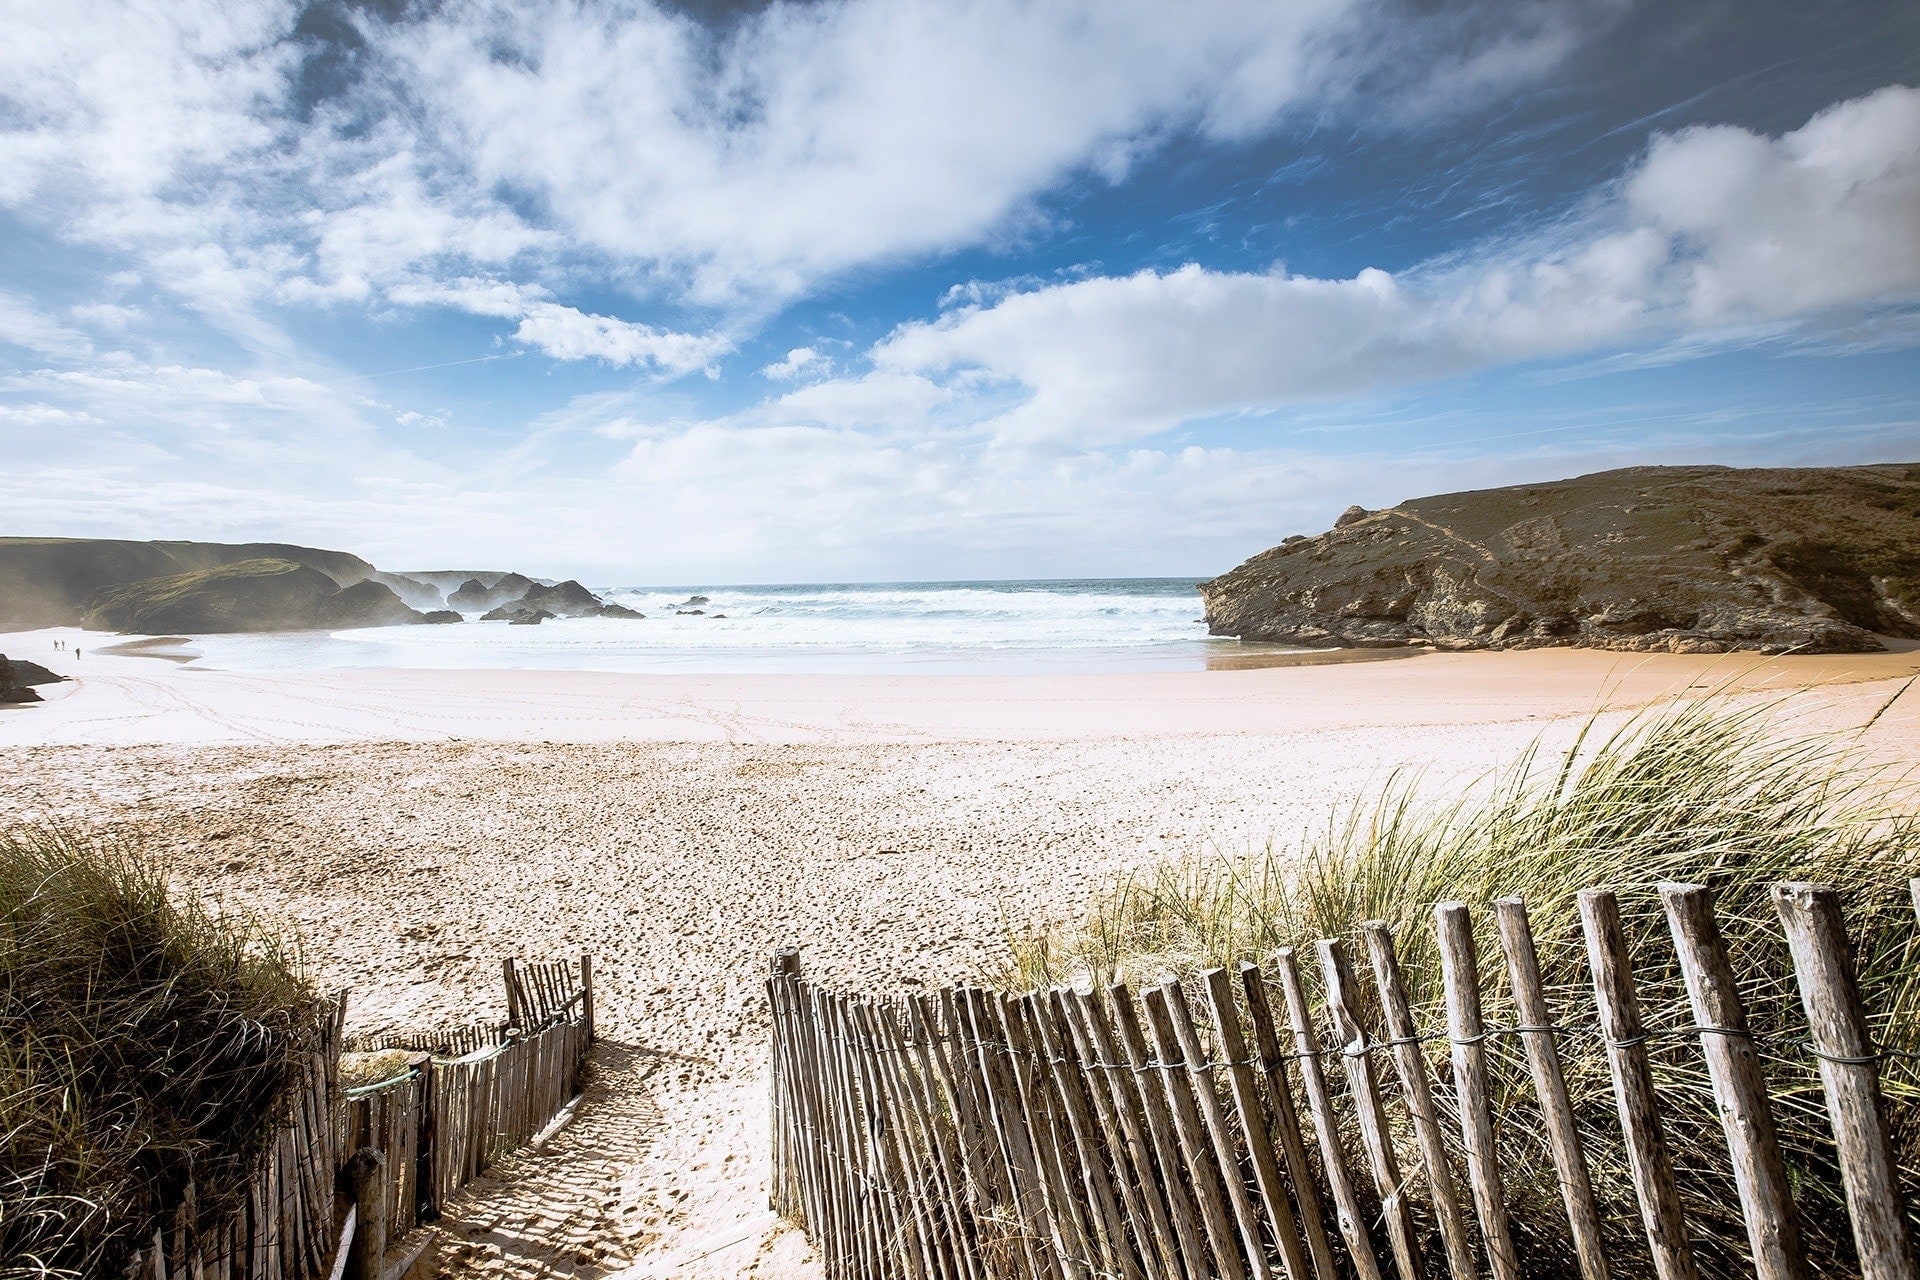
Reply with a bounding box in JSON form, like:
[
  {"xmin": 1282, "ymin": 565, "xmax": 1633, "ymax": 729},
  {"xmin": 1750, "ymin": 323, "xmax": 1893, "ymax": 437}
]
[
  {"xmin": 0, "ymin": 828, "xmax": 319, "ymax": 1280},
  {"xmin": 1006, "ymin": 693, "xmax": 1920, "ymax": 1277}
]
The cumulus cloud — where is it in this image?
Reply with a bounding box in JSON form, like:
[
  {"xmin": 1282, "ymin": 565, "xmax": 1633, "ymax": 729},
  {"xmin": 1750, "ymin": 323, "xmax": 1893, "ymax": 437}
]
[
  {"xmin": 865, "ymin": 86, "xmax": 1920, "ymax": 445},
  {"xmin": 387, "ymin": 278, "xmax": 730, "ymax": 374},
  {"xmin": 761, "ymin": 347, "xmax": 824, "ymax": 380}
]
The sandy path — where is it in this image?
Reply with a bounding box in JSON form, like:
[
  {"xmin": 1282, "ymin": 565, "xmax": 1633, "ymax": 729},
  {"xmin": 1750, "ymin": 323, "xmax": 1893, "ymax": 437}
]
[{"xmin": 3, "ymin": 645, "xmax": 1917, "ymax": 1277}]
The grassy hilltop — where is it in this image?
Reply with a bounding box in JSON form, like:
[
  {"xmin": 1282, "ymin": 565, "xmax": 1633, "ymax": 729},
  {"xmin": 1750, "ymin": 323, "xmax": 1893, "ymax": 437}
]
[{"xmin": 1202, "ymin": 463, "xmax": 1920, "ymax": 653}]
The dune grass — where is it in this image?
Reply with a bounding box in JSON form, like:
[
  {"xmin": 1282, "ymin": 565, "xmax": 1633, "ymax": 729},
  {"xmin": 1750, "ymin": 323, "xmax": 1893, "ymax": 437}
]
[
  {"xmin": 1006, "ymin": 693, "xmax": 1920, "ymax": 1277},
  {"xmin": 0, "ymin": 827, "xmax": 319, "ymax": 1280}
]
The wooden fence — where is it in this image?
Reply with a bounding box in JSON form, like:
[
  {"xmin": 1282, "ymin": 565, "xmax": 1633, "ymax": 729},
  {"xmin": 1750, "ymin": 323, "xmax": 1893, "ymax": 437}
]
[
  {"xmin": 130, "ymin": 954, "xmax": 594, "ymax": 1280},
  {"xmin": 768, "ymin": 880, "xmax": 1920, "ymax": 1280},
  {"xmin": 132, "ymin": 1001, "xmax": 346, "ymax": 1280},
  {"xmin": 337, "ymin": 955, "xmax": 595, "ymax": 1234}
]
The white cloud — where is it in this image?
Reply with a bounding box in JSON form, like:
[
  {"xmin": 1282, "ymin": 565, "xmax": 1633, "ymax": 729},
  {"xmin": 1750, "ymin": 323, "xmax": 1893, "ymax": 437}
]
[
  {"xmin": 0, "ymin": 0, "xmax": 1606, "ymax": 342},
  {"xmin": 0, "ymin": 293, "xmax": 96, "ymax": 360},
  {"xmin": 387, "ymin": 277, "xmax": 731, "ymax": 374},
  {"xmin": 761, "ymin": 347, "xmax": 823, "ymax": 380},
  {"xmin": 863, "ymin": 86, "xmax": 1920, "ymax": 445}
]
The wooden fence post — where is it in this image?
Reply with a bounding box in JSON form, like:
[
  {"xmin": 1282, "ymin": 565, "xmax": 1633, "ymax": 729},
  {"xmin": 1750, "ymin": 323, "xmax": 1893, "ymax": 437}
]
[
  {"xmin": 502, "ymin": 958, "xmax": 521, "ymax": 1031},
  {"xmin": 1237, "ymin": 962, "xmax": 1340, "ymax": 1280},
  {"xmin": 343, "ymin": 1147, "xmax": 388, "ymax": 1280},
  {"xmin": 1161, "ymin": 976, "xmax": 1281, "ymax": 1280},
  {"xmin": 1434, "ymin": 902, "xmax": 1521, "ymax": 1280},
  {"xmin": 1143, "ymin": 984, "xmax": 1249, "ymax": 1280},
  {"xmin": 411, "ymin": 1053, "xmax": 437, "ymax": 1224},
  {"xmin": 581, "ymin": 954, "xmax": 595, "ymax": 1044},
  {"xmin": 1106, "ymin": 984, "xmax": 1214, "ymax": 1280},
  {"xmin": 1274, "ymin": 947, "xmax": 1386, "ymax": 1280},
  {"xmin": 1660, "ymin": 883, "xmax": 1807, "ymax": 1280},
  {"xmin": 1774, "ymin": 883, "xmax": 1920, "ymax": 1280},
  {"xmin": 1202, "ymin": 966, "xmax": 1315, "ymax": 1280},
  {"xmin": 1317, "ymin": 937, "xmax": 1424, "ymax": 1280},
  {"xmin": 1579, "ymin": 889, "xmax": 1699, "ymax": 1280},
  {"xmin": 1362, "ymin": 920, "xmax": 1474, "ymax": 1280}
]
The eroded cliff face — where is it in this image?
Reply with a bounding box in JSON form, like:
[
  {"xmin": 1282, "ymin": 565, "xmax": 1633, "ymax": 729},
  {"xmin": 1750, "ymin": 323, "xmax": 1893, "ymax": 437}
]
[{"xmin": 1201, "ymin": 464, "xmax": 1920, "ymax": 654}]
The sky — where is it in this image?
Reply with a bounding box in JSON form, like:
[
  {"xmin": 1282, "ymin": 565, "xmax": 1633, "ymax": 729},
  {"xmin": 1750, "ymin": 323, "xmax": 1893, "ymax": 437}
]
[{"xmin": 1, "ymin": 0, "xmax": 1918, "ymax": 583}]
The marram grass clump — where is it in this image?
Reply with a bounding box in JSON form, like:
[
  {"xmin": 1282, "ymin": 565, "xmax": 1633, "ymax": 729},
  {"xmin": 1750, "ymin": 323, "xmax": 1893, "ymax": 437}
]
[
  {"xmin": 0, "ymin": 827, "xmax": 319, "ymax": 1280},
  {"xmin": 1007, "ymin": 695, "xmax": 1920, "ymax": 1279}
]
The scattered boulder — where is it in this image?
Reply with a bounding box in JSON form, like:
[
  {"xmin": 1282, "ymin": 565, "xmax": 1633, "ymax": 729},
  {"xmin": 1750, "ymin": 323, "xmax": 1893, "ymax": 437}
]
[
  {"xmin": 481, "ymin": 603, "xmax": 556, "ymax": 624},
  {"xmin": 1201, "ymin": 464, "xmax": 1920, "ymax": 655},
  {"xmin": 677, "ymin": 609, "xmax": 705, "ymax": 616},
  {"xmin": 519, "ymin": 580, "xmax": 603, "ymax": 616},
  {"xmin": 598, "ymin": 603, "xmax": 645, "ymax": 619},
  {"xmin": 421, "ymin": 610, "xmax": 463, "ymax": 624},
  {"xmin": 681, "ymin": 595, "xmax": 711, "ymax": 606}
]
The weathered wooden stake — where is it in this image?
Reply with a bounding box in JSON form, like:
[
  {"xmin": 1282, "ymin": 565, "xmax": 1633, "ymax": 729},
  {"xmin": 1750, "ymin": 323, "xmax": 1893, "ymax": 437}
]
[
  {"xmin": 1434, "ymin": 902, "xmax": 1521, "ymax": 1280},
  {"xmin": 502, "ymin": 958, "xmax": 521, "ymax": 1030},
  {"xmin": 1579, "ymin": 889, "xmax": 1699, "ymax": 1280},
  {"xmin": 1361, "ymin": 920, "xmax": 1474, "ymax": 1280},
  {"xmin": 343, "ymin": 1147, "xmax": 388, "ymax": 1280},
  {"xmin": 1660, "ymin": 882, "xmax": 1807, "ymax": 1280},
  {"xmin": 1493, "ymin": 896, "xmax": 1610, "ymax": 1280},
  {"xmin": 1774, "ymin": 882, "xmax": 1919, "ymax": 1280},
  {"xmin": 581, "ymin": 953, "xmax": 595, "ymax": 1044},
  {"xmin": 1316, "ymin": 937, "xmax": 1424, "ymax": 1280}
]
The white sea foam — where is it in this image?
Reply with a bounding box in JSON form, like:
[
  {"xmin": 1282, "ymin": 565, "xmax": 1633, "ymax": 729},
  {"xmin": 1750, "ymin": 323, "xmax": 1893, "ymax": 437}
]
[{"xmin": 177, "ymin": 578, "xmax": 1266, "ymax": 674}]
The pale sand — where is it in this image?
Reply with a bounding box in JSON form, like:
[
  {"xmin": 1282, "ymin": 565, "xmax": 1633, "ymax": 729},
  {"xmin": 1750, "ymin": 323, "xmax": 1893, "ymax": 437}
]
[{"xmin": 2, "ymin": 634, "xmax": 1918, "ymax": 1277}]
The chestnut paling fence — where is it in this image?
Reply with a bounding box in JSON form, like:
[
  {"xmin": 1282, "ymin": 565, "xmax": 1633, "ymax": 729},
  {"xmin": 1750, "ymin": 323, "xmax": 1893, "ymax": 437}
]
[
  {"xmin": 767, "ymin": 881, "xmax": 1920, "ymax": 1280},
  {"xmin": 126, "ymin": 955, "xmax": 594, "ymax": 1280}
]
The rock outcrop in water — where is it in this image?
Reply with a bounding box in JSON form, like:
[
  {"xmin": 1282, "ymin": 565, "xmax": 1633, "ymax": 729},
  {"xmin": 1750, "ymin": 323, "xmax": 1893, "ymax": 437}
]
[
  {"xmin": 83, "ymin": 559, "xmax": 430, "ymax": 634},
  {"xmin": 1201, "ymin": 464, "xmax": 1920, "ymax": 654},
  {"xmin": 478, "ymin": 579, "xmax": 643, "ymax": 621}
]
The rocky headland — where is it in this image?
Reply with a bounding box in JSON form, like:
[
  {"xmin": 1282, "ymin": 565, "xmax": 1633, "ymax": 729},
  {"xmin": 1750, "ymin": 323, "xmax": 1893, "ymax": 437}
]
[
  {"xmin": 83, "ymin": 559, "xmax": 431, "ymax": 633},
  {"xmin": 0, "ymin": 538, "xmax": 650, "ymax": 636},
  {"xmin": 1200, "ymin": 463, "xmax": 1920, "ymax": 654}
]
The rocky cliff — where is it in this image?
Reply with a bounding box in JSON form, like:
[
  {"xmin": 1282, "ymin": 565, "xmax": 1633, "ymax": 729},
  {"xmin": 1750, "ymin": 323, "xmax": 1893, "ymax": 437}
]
[
  {"xmin": 1200, "ymin": 464, "xmax": 1920, "ymax": 654},
  {"xmin": 0, "ymin": 538, "xmax": 377, "ymax": 628},
  {"xmin": 82, "ymin": 559, "xmax": 427, "ymax": 634}
]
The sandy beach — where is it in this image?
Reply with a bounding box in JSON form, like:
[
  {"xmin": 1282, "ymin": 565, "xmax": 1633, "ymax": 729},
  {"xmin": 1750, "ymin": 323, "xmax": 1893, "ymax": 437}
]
[{"xmin": 4, "ymin": 634, "xmax": 1918, "ymax": 1277}]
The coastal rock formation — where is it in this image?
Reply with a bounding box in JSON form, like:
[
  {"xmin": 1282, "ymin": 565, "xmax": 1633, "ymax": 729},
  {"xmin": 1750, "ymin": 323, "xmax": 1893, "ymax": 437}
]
[
  {"xmin": 1201, "ymin": 464, "xmax": 1920, "ymax": 654},
  {"xmin": 478, "ymin": 579, "xmax": 644, "ymax": 621},
  {"xmin": 83, "ymin": 559, "xmax": 429, "ymax": 634},
  {"xmin": 0, "ymin": 538, "xmax": 377, "ymax": 628},
  {"xmin": 370, "ymin": 571, "xmax": 446, "ymax": 611},
  {"xmin": 449, "ymin": 573, "xmax": 536, "ymax": 611},
  {"xmin": 422, "ymin": 610, "xmax": 462, "ymax": 624},
  {"xmin": 329, "ymin": 579, "xmax": 432, "ymax": 627},
  {"xmin": 0, "ymin": 654, "xmax": 65, "ymax": 704},
  {"xmin": 520, "ymin": 580, "xmax": 603, "ymax": 615}
]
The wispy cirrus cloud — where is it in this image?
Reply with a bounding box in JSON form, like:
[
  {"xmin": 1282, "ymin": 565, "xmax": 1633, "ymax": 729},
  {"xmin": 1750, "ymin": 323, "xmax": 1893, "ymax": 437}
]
[{"xmin": 858, "ymin": 86, "xmax": 1920, "ymax": 445}]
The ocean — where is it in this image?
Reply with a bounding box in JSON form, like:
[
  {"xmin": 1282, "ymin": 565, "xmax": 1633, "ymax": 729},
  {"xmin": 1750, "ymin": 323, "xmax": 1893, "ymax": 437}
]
[{"xmin": 165, "ymin": 578, "xmax": 1291, "ymax": 675}]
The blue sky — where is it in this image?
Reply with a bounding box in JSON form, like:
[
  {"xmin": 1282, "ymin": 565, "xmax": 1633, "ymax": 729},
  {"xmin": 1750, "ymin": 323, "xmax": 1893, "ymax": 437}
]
[{"xmin": 2, "ymin": 0, "xmax": 1917, "ymax": 582}]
